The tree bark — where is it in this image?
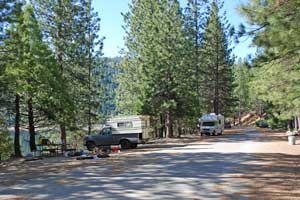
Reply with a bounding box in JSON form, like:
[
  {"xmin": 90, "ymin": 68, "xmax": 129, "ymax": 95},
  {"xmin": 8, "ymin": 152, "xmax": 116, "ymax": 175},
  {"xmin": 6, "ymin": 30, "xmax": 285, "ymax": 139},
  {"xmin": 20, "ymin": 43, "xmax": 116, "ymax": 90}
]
[
  {"xmin": 214, "ymin": 36, "xmax": 219, "ymax": 114},
  {"xmin": 159, "ymin": 114, "xmax": 164, "ymax": 138},
  {"xmin": 56, "ymin": 0, "xmax": 67, "ymax": 151},
  {"xmin": 294, "ymin": 116, "xmax": 299, "ymax": 131},
  {"xmin": 238, "ymin": 101, "xmax": 241, "ymax": 126},
  {"xmin": 297, "ymin": 116, "xmax": 300, "ymax": 131},
  {"xmin": 165, "ymin": 110, "xmax": 173, "ymax": 138},
  {"xmin": 87, "ymin": 0, "xmax": 92, "ymax": 135},
  {"xmin": 28, "ymin": 97, "xmax": 36, "ymax": 151},
  {"xmin": 14, "ymin": 94, "xmax": 22, "ymax": 157},
  {"xmin": 60, "ymin": 124, "xmax": 66, "ymax": 150}
]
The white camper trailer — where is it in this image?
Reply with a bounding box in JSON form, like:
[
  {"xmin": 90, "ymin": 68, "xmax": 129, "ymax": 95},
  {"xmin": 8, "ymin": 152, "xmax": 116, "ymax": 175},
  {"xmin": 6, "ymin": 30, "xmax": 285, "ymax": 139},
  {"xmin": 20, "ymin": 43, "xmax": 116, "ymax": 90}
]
[
  {"xmin": 84, "ymin": 115, "xmax": 152, "ymax": 150},
  {"xmin": 106, "ymin": 115, "xmax": 151, "ymax": 140},
  {"xmin": 199, "ymin": 113, "xmax": 224, "ymax": 136}
]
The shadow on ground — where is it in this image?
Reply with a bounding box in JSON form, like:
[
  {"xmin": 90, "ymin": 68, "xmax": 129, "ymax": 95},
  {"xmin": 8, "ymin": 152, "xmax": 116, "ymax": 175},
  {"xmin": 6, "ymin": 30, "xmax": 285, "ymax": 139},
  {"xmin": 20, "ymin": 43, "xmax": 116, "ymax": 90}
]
[
  {"xmin": 1, "ymin": 151, "xmax": 299, "ymax": 200},
  {"xmin": 0, "ymin": 129, "xmax": 299, "ymax": 200}
]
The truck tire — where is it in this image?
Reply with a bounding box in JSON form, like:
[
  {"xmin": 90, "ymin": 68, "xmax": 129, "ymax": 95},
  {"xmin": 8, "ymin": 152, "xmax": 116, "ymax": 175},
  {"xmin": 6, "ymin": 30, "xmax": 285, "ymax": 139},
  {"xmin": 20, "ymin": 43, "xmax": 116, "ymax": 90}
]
[
  {"xmin": 86, "ymin": 141, "xmax": 96, "ymax": 151},
  {"xmin": 131, "ymin": 143, "xmax": 138, "ymax": 149},
  {"xmin": 120, "ymin": 140, "xmax": 131, "ymax": 150}
]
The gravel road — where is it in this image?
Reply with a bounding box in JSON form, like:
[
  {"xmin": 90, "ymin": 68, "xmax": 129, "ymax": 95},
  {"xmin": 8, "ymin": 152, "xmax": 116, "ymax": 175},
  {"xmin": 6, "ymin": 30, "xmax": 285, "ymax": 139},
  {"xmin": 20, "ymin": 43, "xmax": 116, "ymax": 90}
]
[{"xmin": 1, "ymin": 128, "xmax": 300, "ymax": 200}]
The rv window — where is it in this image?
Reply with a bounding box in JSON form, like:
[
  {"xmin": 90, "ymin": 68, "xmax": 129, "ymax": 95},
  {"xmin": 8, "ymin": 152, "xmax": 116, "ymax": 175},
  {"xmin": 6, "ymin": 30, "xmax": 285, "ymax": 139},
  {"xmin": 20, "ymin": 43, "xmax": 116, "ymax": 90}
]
[{"xmin": 117, "ymin": 122, "xmax": 133, "ymax": 128}]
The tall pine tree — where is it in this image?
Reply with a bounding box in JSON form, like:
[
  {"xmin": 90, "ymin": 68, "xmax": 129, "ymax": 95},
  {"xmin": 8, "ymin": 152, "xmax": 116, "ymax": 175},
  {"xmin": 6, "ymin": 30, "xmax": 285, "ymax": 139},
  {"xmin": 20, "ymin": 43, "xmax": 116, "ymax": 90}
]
[
  {"xmin": 119, "ymin": 0, "xmax": 187, "ymax": 137},
  {"xmin": 31, "ymin": 0, "xmax": 103, "ymax": 146},
  {"xmin": 239, "ymin": 0, "xmax": 300, "ymax": 121},
  {"xmin": 202, "ymin": 0, "xmax": 235, "ymax": 116},
  {"xmin": 3, "ymin": 4, "xmax": 63, "ymax": 152},
  {"xmin": 183, "ymin": 0, "xmax": 208, "ymax": 117}
]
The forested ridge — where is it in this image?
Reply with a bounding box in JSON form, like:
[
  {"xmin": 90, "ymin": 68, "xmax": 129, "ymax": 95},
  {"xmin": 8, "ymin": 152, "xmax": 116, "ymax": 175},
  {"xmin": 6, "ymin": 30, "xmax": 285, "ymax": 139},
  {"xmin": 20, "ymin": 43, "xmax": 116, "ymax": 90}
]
[{"xmin": 1, "ymin": 0, "xmax": 299, "ymax": 159}]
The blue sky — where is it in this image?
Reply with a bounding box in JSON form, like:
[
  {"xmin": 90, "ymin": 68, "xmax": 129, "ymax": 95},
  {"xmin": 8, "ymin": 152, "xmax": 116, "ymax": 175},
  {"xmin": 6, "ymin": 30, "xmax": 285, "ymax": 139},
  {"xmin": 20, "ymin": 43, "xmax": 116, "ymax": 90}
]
[{"xmin": 93, "ymin": 0, "xmax": 256, "ymax": 59}]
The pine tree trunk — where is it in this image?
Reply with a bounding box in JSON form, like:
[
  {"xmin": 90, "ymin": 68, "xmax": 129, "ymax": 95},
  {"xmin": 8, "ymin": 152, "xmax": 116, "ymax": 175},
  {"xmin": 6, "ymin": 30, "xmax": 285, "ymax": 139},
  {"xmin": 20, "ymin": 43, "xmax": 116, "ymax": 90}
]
[
  {"xmin": 87, "ymin": 0, "xmax": 92, "ymax": 135},
  {"xmin": 28, "ymin": 97, "xmax": 36, "ymax": 151},
  {"xmin": 159, "ymin": 114, "xmax": 164, "ymax": 138},
  {"xmin": 60, "ymin": 124, "xmax": 66, "ymax": 150},
  {"xmin": 165, "ymin": 110, "xmax": 173, "ymax": 138},
  {"xmin": 177, "ymin": 120, "xmax": 182, "ymax": 137},
  {"xmin": 214, "ymin": 38, "xmax": 219, "ymax": 114},
  {"xmin": 294, "ymin": 116, "xmax": 299, "ymax": 131},
  {"xmin": 56, "ymin": 0, "xmax": 66, "ymax": 150},
  {"xmin": 297, "ymin": 116, "xmax": 300, "ymax": 131},
  {"xmin": 14, "ymin": 94, "xmax": 22, "ymax": 157},
  {"xmin": 194, "ymin": 0, "xmax": 201, "ymax": 111},
  {"xmin": 238, "ymin": 101, "xmax": 241, "ymax": 126}
]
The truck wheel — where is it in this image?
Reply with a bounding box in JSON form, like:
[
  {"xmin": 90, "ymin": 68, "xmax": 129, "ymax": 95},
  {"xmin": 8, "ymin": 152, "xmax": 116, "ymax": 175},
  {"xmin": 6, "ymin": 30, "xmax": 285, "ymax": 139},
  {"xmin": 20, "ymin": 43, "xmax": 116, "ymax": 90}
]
[
  {"xmin": 120, "ymin": 140, "xmax": 131, "ymax": 150},
  {"xmin": 131, "ymin": 143, "xmax": 138, "ymax": 149},
  {"xmin": 86, "ymin": 141, "xmax": 96, "ymax": 151}
]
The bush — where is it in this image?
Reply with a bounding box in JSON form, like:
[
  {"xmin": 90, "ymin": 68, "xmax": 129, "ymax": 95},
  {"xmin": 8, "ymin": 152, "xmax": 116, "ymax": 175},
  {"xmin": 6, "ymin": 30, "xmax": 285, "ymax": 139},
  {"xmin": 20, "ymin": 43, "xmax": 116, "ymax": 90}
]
[
  {"xmin": 0, "ymin": 122, "xmax": 13, "ymax": 161},
  {"xmin": 267, "ymin": 118, "xmax": 287, "ymax": 130},
  {"xmin": 255, "ymin": 119, "xmax": 269, "ymax": 128}
]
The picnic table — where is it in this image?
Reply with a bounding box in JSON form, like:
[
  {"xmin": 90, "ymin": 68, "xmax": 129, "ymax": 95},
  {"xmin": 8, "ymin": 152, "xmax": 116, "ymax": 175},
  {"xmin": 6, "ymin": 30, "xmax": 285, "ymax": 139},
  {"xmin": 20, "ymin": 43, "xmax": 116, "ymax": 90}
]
[{"xmin": 37, "ymin": 144, "xmax": 76, "ymax": 157}]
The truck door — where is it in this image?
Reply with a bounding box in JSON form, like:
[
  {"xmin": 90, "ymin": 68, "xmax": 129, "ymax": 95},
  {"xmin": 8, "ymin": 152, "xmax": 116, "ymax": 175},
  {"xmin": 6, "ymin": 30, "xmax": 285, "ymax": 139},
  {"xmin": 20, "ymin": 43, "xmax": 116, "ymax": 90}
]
[{"xmin": 99, "ymin": 127, "xmax": 113, "ymax": 146}]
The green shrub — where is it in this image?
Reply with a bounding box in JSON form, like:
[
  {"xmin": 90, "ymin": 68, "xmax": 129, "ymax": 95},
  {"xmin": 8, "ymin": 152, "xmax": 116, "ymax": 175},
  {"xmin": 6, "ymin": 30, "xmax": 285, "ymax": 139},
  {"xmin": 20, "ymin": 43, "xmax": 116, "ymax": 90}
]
[
  {"xmin": 267, "ymin": 118, "xmax": 287, "ymax": 130},
  {"xmin": 255, "ymin": 119, "xmax": 269, "ymax": 128},
  {"xmin": 0, "ymin": 122, "xmax": 13, "ymax": 161}
]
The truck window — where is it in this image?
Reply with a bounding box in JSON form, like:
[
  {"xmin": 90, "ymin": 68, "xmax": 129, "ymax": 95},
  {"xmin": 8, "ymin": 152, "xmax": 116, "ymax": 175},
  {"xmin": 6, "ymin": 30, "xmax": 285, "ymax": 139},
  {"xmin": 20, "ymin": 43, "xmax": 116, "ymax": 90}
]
[
  {"xmin": 202, "ymin": 122, "xmax": 215, "ymax": 126},
  {"xmin": 117, "ymin": 122, "xmax": 133, "ymax": 128},
  {"xmin": 100, "ymin": 128, "xmax": 112, "ymax": 135}
]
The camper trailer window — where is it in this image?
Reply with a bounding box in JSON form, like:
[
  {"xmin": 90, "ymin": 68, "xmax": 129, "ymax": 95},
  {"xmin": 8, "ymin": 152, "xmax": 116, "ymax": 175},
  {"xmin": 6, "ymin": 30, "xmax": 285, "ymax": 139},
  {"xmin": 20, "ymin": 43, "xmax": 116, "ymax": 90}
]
[
  {"xmin": 117, "ymin": 122, "xmax": 133, "ymax": 128},
  {"xmin": 202, "ymin": 122, "xmax": 215, "ymax": 126}
]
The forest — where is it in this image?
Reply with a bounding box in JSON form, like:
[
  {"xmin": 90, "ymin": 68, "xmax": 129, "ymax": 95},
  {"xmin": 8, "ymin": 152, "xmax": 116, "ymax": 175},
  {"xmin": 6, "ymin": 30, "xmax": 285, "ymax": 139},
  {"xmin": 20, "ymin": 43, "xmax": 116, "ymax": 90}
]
[{"xmin": 1, "ymin": 0, "xmax": 299, "ymax": 160}]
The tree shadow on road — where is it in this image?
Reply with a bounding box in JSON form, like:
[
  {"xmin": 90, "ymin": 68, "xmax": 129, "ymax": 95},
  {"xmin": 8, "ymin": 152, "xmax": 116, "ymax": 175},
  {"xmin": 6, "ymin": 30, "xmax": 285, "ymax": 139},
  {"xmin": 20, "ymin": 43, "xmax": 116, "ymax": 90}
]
[{"xmin": 1, "ymin": 150, "xmax": 299, "ymax": 200}]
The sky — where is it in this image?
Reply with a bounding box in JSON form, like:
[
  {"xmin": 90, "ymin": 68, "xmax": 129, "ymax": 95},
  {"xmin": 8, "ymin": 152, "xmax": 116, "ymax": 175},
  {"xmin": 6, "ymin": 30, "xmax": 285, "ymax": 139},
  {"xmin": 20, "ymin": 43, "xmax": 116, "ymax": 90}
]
[{"xmin": 93, "ymin": 0, "xmax": 256, "ymax": 59}]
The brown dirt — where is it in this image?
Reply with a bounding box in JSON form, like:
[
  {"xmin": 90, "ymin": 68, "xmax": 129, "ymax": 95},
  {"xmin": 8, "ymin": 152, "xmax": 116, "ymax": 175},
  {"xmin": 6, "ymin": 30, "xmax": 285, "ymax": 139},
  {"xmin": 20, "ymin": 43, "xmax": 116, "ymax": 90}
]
[
  {"xmin": 224, "ymin": 128, "xmax": 247, "ymax": 134},
  {"xmin": 239, "ymin": 129, "xmax": 300, "ymax": 199}
]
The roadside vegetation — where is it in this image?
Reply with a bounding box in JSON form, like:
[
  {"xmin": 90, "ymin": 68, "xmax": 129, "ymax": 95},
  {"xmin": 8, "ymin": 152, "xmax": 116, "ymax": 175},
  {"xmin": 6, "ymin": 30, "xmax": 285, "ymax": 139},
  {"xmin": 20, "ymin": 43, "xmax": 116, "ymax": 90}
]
[{"xmin": 0, "ymin": 0, "xmax": 299, "ymax": 160}]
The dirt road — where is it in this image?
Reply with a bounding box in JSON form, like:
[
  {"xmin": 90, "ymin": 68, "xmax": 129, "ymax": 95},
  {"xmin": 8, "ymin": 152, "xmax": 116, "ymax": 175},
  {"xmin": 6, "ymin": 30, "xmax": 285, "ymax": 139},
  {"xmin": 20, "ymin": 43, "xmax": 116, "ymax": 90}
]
[{"xmin": 1, "ymin": 128, "xmax": 300, "ymax": 199}]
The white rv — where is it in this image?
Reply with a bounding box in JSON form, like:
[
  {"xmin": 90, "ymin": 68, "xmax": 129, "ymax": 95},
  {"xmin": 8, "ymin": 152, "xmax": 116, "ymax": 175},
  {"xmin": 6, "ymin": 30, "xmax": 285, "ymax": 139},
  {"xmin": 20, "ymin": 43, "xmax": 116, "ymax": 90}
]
[
  {"xmin": 199, "ymin": 113, "xmax": 224, "ymax": 136},
  {"xmin": 84, "ymin": 115, "xmax": 152, "ymax": 150}
]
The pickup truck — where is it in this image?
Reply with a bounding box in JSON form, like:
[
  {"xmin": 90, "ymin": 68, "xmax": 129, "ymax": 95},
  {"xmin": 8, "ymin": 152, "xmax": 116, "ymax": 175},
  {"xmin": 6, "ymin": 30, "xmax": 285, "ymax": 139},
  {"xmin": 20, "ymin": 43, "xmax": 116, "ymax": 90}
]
[{"xmin": 84, "ymin": 126, "xmax": 140, "ymax": 151}]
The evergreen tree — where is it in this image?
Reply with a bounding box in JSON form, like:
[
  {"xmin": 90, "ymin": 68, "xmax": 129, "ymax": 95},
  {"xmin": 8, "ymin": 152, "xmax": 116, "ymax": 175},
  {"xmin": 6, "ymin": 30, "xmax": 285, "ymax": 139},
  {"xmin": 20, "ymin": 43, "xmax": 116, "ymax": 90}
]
[
  {"xmin": 3, "ymin": 4, "xmax": 62, "ymax": 152},
  {"xmin": 119, "ymin": 0, "xmax": 187, "ymax": 137},
  {"xmin": 76, "ymin": 0, "xmax": 103, "ymax": 135},
  {"xmin": 0, "ymin": 118, "xmax": 13, "ymax": 160},
  {"xmin": 183, "ymin": 0, "xmax": 208, "ymax": 117},
  {"xmin": 233, "ymin": 59, "xmax": 251, "ymax": 124},
  {"xmin": 239, "ymin": 0, "xmax": 300, "ymax": 121},
  {"xmin": 202, "ymin": 0, "xmax": 235, "ymax": 116},
  {"xmin": 0, "ymin": 2, "xmax": 24, "ymax": 157},
  {"xmin": 31, "ymin": 0, "xmax": 103, "ymax": 145},
  {"xmin": 31, "ymin": 0, "xmax": 74, "ymax": 147}
]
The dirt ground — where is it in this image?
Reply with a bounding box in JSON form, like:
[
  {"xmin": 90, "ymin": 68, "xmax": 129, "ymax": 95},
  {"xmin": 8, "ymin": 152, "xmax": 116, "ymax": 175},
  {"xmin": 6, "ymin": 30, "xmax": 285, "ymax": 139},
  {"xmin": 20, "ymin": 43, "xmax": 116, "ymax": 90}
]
[{"xmin": 0, "ymin": 128, "xmax": 300, "ymax": 200}]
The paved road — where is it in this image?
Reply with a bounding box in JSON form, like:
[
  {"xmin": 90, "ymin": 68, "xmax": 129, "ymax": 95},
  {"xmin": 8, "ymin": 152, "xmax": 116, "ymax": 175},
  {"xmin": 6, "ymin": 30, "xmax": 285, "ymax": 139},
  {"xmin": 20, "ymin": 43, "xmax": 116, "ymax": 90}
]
[{"xmin": 1, "ymin": 128, "xmax": 300, "ymax": 199}]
